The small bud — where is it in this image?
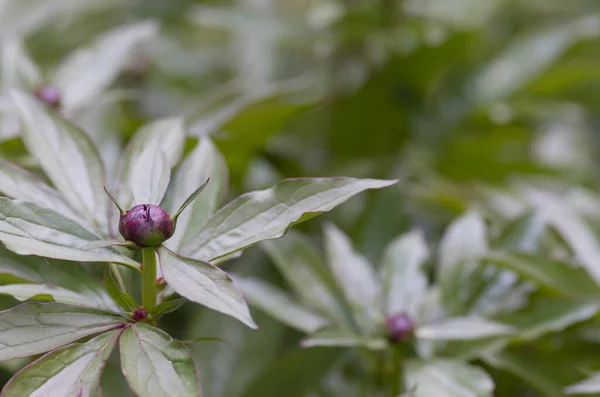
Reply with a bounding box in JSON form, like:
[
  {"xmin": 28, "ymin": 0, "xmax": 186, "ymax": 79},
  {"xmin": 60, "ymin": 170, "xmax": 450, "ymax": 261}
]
[
  {"xmin": 119, "ymin": 204, "xmax": 174, "ymax": 247},
  {"xmin": 132, "ymin": 307, "xmax": 148, "ymax": 322},
  {"xmin": 34, "ymin": 86, "xmax": 61, "ymax": 108},
  {"xmin": 385, "ymin": 313, "xmax": 415, "ymax": 344}
]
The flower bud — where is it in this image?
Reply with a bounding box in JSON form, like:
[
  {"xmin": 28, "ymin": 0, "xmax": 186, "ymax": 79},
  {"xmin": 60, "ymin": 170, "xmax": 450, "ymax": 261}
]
[
  {"xmin": 119, "ymin": 204, "xmax": 174, "ymax": 247},
  {"xmin": 132, "ymin": 307, "xmax": 148, "ymax": 322},
  {"xmin": 385, "ymin": 313, "xmax": 415, "ymax": 344},
  {"xmin": 34, "ymin": 86, "xmax": 61, "ymax": 108}
]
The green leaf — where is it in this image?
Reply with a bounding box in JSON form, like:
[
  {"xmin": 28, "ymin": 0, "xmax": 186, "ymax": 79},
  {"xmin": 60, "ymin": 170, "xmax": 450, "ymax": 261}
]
[
  {"xmin": 1, "ymin": 37, "xmax": 41, "ymax": 91},
  {"xmin": 324, "ymin": 223, "xmax": 380, "ymax": 332},
  {"xmin": 484, "ymin": 252, "xmax": 600, "ymax": 297},
  {"xmin": 120, "ymin": 323, "xmax": 201, "ymax": 397},
  {"xmin": 130, "ymin": 139, "xmax": 170, "ymax": 205},
  {"xmin": 0, "ymin": 248, "xmax": 120, "ymax": 310},
  {"xmin": 0, "ymin": 158, "xmax": 80, "ymax": 221},
  {"xmin": 381, "ymin": 230, "xmax": 429, "ymax": 317},
  {"xmin": 494, "ymin": 212, "xmax": 547, "ymax": 253},
  {"xmin": 438, "ymin": 211, "xmax": 489, "ymax": 315},
  {"xmin": 301, "ymin": 326, "xmax": 386, "ymax": 349},
  {"xmin": 404, "ymin": 359, "xmax": 494, "ymax": 397},
  {"xmin": 471, "ymin": 15, "xmax": 600, "ymax": 102},
  {"xmin": 483, "ymin": 348, "xmax": 580, "ymax": 397},
  {"xmin": 499, "ymin": 299, "xmax": 600, "ymax": 342},
  {"xmin": 1, "ymin": 330, "xmax": 120, "ymax": 397},
  {"xmin": 566, "ymin": 372, "xmax": 600, "ymax": 394},
  {"xmin": 241, "ymin": 347, "xmax": 343, "ymax": 397},
  {"xmin": 0, "ymin": 284, "xmax": 102, "ymax": 306},
  {"xmin": 261, "ymin": 230, "xmax": 347, "ymax": 323},
  {"xmin": 10, "ymin": 89, "xmax": 108, "ymax": 231},
  {"xmin": 104, "ymin": 266, "xmax": 137, "ymax": 311},
  {"xmin": 157, "ymin": 246, "xmax": 257, "ymax": 329},
  {"xmin": 0, "ymin": 198, "xmax": 140, "ymax": 270},
  {"xmin": 416, "ymin": 316, "xmax": 515, "ymax": 341},
  {"xmin": 53, "ymin": 21, "xmax": 159, "ymax": 111},
  {"xmin": 234, "ymin": 275, "xmax": 328, "ymax": 333},
  {"xmin": 114, "ymin": 117, "xmax": 186, "ymax": 222},
  {"xmin": 163, "ymin": 138, "xmax": 228, "ymax": 250},
  {"xmin": 179, "ymin": 177, "xmax": 398, "ymax": 261},
  {"xmin": 545, "ymin": 203, "xmax": 600, "ymax": 287},
  {"xmin": 0, "ymin": 302, "xmax": 125, "ymax": 361},
  {"xmin": 149, "ymin": 298, "xmax": 186, "ymax": 317}
]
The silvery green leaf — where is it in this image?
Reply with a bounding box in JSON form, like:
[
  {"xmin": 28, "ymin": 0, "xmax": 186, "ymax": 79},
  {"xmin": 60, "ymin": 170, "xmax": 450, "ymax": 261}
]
[
  {"xmin": 120, "ymin": 323, "xmax": 201, "ymax": 397},
  {"xmin": 234, "ymin": 275, "xmax": 328, "ymax": 333},
  {"xmin": 566, "ymin": 372, "xmax": 600, "ymax": 394},
  {"xmin": 0, "ymin": 284, "xmax": 105, "ymax": 307},
  {"xmin": 163, "ymin": 137, "xmax": 228, "ymax": 250},
  {"xmin": 1, "ymin": 330, "xmax": 120, "ymax": 397},
  {"xmin": 10, "ymin": 89, "xmax": 108, "ymax": 232},
  {"xmin": 0, "ymin": 157, "xmax": 81, "ymax": 222},
  {"xmin": 1, "ymin": 37, "xmax": 41, "ymax": 90},
  {"xmin": 262, "ymin": 230, "xmax": 347, "ymax": 323},
  {"xmin": 157, "ymin": 246, "xmax": 257, "ymax": 329},
  {"xmin": 470, "ymin": 15, "xmax": 600, "ymax": 102},
  {"xmin": 324, "ymin": 223, "xmax": 380, "ymax": 331},
  {"xmin": 0, "ymin": 248, "xmax": 120, "ymax": 311},
  {"xmin": 438, "ymin": 211, "xmax": 489, "ymax": 315},
  {"xmin": 0, "ymin": 302, "xmax": 125, "ymax": 361},
  {"xmin": 404, "ymin": 359, "xmax": 494, "ymax": 397},
  {"xmin": 113, "ymin": 117, "xmax": 186, "ymax": 223},
  {"xmin": 0, "ymin": 198, "xmax": 140, "ymax": 270},
  {"xmin": 130, "ymin": 140, "xmax": 170, "ymax": 205},
  {"xmin": 53, "ymin": 21, "xmax": 159, "ymax": 111},
  {"xmin": 544, "ymin": 202, "xmax": 600, "ymax": 287},
  {"xmin": 381, "ymin": 230, "xmax": 429, "ymax": 318},
  {"xmin": 416, "ymin": 317, "xmax": 515, "ymax": 341},
  {"xmin": 180, "ymin": 177, "xmax": 397, "ymax": 262},
  {"xmin": 301, "ymin": 327, "xmax": 386, "ymax": 349}
]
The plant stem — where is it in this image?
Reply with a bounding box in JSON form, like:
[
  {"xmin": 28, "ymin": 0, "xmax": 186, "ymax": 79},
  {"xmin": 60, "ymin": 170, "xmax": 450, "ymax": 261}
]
[
  {"xmin": 109, "ymin": 263, "xmax": 127, "ymax": 293},
  {"xmin": 142, "ymin": 247, "xmax": 157, "ymax": 311},
  {"xmin": 391, "ymin": 346, "xmax": 403, "ymax": 397}
]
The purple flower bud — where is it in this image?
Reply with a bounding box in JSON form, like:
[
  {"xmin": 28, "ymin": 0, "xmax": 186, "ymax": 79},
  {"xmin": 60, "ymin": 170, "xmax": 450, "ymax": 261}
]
[
  {"xmin": 34, "ymin": 86, "xmax": 61, "ymax": 108},
  {"xmin": 385, "ymin": 313, "xmax": 415, "ymax": 344},
  {"xmin": 119, "ymin": 204, "xmax": 174, "ymax": 247},
  {"xmin": 132, "ymin": 307, "xmax": 148, "ymax": 322}
]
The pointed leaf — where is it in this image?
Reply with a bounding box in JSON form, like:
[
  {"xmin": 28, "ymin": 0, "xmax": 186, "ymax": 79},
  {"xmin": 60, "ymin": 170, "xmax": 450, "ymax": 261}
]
[
  {"xmin": 149, "ymin": 298, "xmax": 186, "ymax": 318},
  {"xmin": 104, "ymin": 266, "xmax": 137, "ymax": 311},
  {"xmin": 438, "ymin": 211, "xmax": 489, "ymax": 315},
  {"xmin": 484, "ymin": 252, "xmax": 600, "ymax": 298},
  {"xmin": 1, "ymin": 37, "xmax": 41, "ymax": 90},
  {"xmin": 0, "ymin": 198, "xmax": 140, "ymax": 270},
  {"xmin": 179, "ymin": 178, "xmax": 398, "ymax": 261},
  {"xmin": 0, "ymin": 248, "xmax": 120, "ymax": 311},
  {"xmin": 1, "ymin": 330, "xmax": 120, "ymax": 397},
  {"xmin": 0, "ymin": 284, "xmax": 104, "ymax": 306},
  {"xmin": 301, "ymin": 326, "xmax": 386, "ymax": 349},
  {"xmin": 53, "ymin": 21, "xmax": 159, "ymax": 111},
  {"xmin": 114, "ymin": 117, "xmax": 186, "ymax": 219},
  {"xmin": 262, "ymin": 230, "xmax": 347, "ymax": 323},
  {"xmin": 566, "ymin": 372, "xmax": 600, "ymax": 394},
  {"xmin": 157, "ymin": 246, "xmax": 257, "ymax": 329},
  {"xmin": 416, "ymin": 317, "xmax": 515, "ymax": 341},
  {"xmin": 545, "ymin": 203, "xmax": 600, "ymax": 286},
  {"xmin": 381, "ymin": 230, "xmax": 429, "ymax": 318},
  {"xmin": 164, "ymin": 138, "xmax": 228, "ymax": 250},
  {"xmin": 120, "ymin": 323, "xmax": 201, "ymax": 397},
  {"xmin": 0, "ymin": 158, "xmax": 80, "ymax": 221},
  {"xmin": 404, "ymin": 359, "xmax": 494, "ymax": 397},
  {"xmin": 10, "ymin": 89, "xmax": 108, "ymax": 231},
  {"xmin": 235, "ymin": 276, "xmax": 328, "ymax": 333},
  {"xmin": 0, "ymin": 302, "xmax": 125, "ymax": 361},
  {"xmin": 324, "ymin": 223, "xmax": 380, "ymax": 331},
  {"xmin": 130, "ymin": 140, "xmax": 170, "ymax": 205}
]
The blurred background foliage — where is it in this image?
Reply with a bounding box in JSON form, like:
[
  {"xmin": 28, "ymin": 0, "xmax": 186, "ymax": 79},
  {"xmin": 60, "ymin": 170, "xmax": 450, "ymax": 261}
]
[{"xmin": 1, "ymin": 0, "xmax": 600, "ymax": 396}]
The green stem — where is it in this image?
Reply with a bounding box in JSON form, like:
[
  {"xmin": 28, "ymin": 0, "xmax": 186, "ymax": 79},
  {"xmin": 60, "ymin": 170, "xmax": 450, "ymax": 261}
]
[
  {"xmin": 142, "ymin": 247, "xmax": 157, "ymax": 311},
  {"xmin": 391, "ymin": 346, "xmax": 403, "ymax": 397},
  {"xmin": 109, "ymin": 263, "xmax": 127, "ymax": 293}
]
